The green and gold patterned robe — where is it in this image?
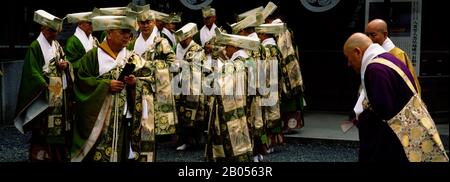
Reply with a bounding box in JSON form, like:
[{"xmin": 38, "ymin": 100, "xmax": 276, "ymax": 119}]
[
  {"xmin": 71, "ymin": 41, "xmax": 156, "ymax": 162},
  {"xmin": 260, "ymin": 38, "xmax": 283, "ymax": 146},
  {"xmin": 205, "ymin": 50, "xmax": 253, "ymax": 162},
  {"xmin": 14, "ymin": 33, "xmax": 73, "ymax": 161},
  {"xmin": 276, "ymin": 28, "xmax": 306, "ymax": 114},
  {"xmin": 141, "ymin": 37, "xmax": 178, "ymax": 136},
  {"xmin": 245, "ymin": 43, "xmax": 268, "ymax": 155},
  {"xmin": 174, "ymin": 41, "xmax": 208, "ymax": 145}
]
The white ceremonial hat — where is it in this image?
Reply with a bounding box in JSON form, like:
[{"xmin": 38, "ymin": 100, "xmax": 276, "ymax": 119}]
[
  {"xmin": 167, "ymin": 12, "xmax": 182, "ymax": 23},
  {"xmin": 92, "ymin": 7, "xmax": 130, "ymax": 16},
  {"xmin": 214, "ymin": 28, "xmax": 261, "ymax": 51},
  {"xmin": 175, "ymin": 22, "xmax": 198, "ymax": 42},
  {"xmin": 231, "ymin": 12, "xmax": 264, "ymax": 34},
  {"xmin": 34, "ymin": 10, "xmax": 63, "ymax": 32},
  {"xmin": 126, "ymin": 6, "xmax": 154, "ymax": 22},
  {"xmin": 66, "ymin": 12, "xmax": 96, "ymax": 23},
  {"xmin": 237, "ymin": 6, "xmax": 263, "ymax": 21},
  {"xmin": 91, "ymin": 15, "xmax": 138, "ymax": 31},
  {"xmin": 202, "ymin": 6, "xmax": 216, "ymax": 18},
  {"xmin": 261, "ymin": 1, "xmax": 277, "ymax": 21},
  {"xmin": 127, "ymin": 3, "xmax": 150, "ymax": 12},
  {"xmin": 151, "ymin": 10, "xmax": 170, "ymax": 22},
  {"xmin": 255, "ymin": 23, "xmax": 286, "ymax": 34}
]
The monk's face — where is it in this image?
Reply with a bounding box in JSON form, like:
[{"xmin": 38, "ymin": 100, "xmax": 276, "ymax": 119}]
[
  {"xmin": 365, "ymin": 24, "xmax": 386, "ymax": 45},
  {"xmin": 344, "ymin": 47, "xmax": 362, "ymax": 74},
  {"xmin": 257, "ymin": 33, "xmax": 269, "ymax": 41},
  {"xmin": 203, "ymin": 16, "xmax": 216, "ymax": 28},
  {"xmin": 138, "ymin": 20, "xmax": 154, "ymax": 36},
  {"xmin": 41, "ymin": 26, "xmax": 58, "ymax": 43},
  {"xmin": 180, "ymin": 37, "xmax": 192, "ymax": 49},
  {"xmin": 108, "ymin": 29, "xmax": 132, "ymax": 49},
  {"xmin": 79, "ymin": 21, "xmax": 93, "ymax": 36},
  {"xmin": 238, "ymin": 30, "xmax": 247, "ymax": 36},
  {"xmin": 225, "ymin": 45, "xmax": 238, "ymax": 59},
  {"xmin": 165, "ymin": 23, "xmax": 176, "ymax": 32},
  {"xmin": 155, "ymin": 19, "xmax": 165, "ymax": 32}
]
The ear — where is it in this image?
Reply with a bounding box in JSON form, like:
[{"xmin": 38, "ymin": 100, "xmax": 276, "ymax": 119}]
[{"xmin": 354, "ymin": 47, "xmax": 363, "ymax": 56}]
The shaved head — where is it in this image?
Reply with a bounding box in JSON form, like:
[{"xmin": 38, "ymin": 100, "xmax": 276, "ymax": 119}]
[
  {"xmin": 344, "ymin": 33, "xmax": 372, "ymax": 53},
  {"xmin": 365, "ymin": 19, "xmax": 388, "ymax": 45},
  {"xmin": 343, "ymin": 33, "xmax": 373, "ymax": 73},
  {"xmin": 367, "ymin": 19, "xmax": 388, "ymax": 33}
]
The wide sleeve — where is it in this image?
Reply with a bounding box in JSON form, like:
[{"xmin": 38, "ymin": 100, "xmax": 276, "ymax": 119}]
[
  {"xmin": 72, "ymin": 48, "xmax": 111, "ymax": 141},
  {"xmin": 15, "ymin": 41, "xmax": 47, "ymax": 115}
]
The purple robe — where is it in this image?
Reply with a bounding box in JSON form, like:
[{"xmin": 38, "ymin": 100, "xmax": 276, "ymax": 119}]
[
  {"xmin": 365, "ymin": 53, "xmax": 417, "ymax": 119},
  {"xmin": 357, "ymin": 52, "xmax": 417, "ymax": 162}
]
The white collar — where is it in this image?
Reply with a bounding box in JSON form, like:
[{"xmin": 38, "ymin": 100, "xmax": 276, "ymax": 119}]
[
  {"xmin": 262, "ymin": 38, "xmax": 276, "ymax": 46},
  {"xmin": 361, "ymin": 43, "xmax": 387, "ymax": 84},
  {"xmin": 230, "ymin": 49, "xmax": 249, "ymax": 62},
  {"xmin": 200, "ymin": 24, "xmax": 217, "ymax": 46},
  {"xmin": 176, "ymin": 40, "xmax": 195, "ymax": 61},
  {"xmin": 36, "ymin": 32, "xmax": 56, "ymax": 73},
  {"xmin": 97, "ymin": 47, "xmax": 128, "ymax": 76},
  {"xmin": 162, "ymin": 27, "xmax": 176, "ymax": 45},
  {"xmin": 74, "ymin": 26, "xmax": 94, "ymax": 52},
  {"xmin": 353, "ymin": 44, "xmax": 387, "ymax": 119},
  {"xmin": 134, "ymin": 29, "xmax": 157, "ymax": 56},
  {"xmin": 201, "ymin": 23, "xmax": 217, "ymax": 32},
  {"xmin": 381, "ymin": 37, "xmax": 396, "ymax": 52}
]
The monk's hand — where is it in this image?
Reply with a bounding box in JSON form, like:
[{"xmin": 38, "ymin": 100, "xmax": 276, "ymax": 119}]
[
  {"xmin": 124, "ymin": 75, "xmax": 136, "ymax": 87},
  {"xmin": 58, "ymin": 60, "xmax": 69, "ymax": 70},
  {"xmin": 110, "ymin": 80, "xmax": 125, "ymax": 92}
]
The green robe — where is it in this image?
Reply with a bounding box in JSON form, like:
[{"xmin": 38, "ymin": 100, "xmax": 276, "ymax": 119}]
[
  {"xmin": 65, "ymin": 36, "xmax": 85, "ymax": 71},
  {"xmin": 15, "ymin": 39, "xmax": 72, "ymax": 161},
  {"xmin": 15, "ymin": 40, "xmax": 48, "ymax": 121},
  {"xmin": 71, "ymin": 47, "xmax": 156, "ymax": 162},
  {"xmin": 64, "ymin": 35, "xmax": 98, "ymax": 71}
]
